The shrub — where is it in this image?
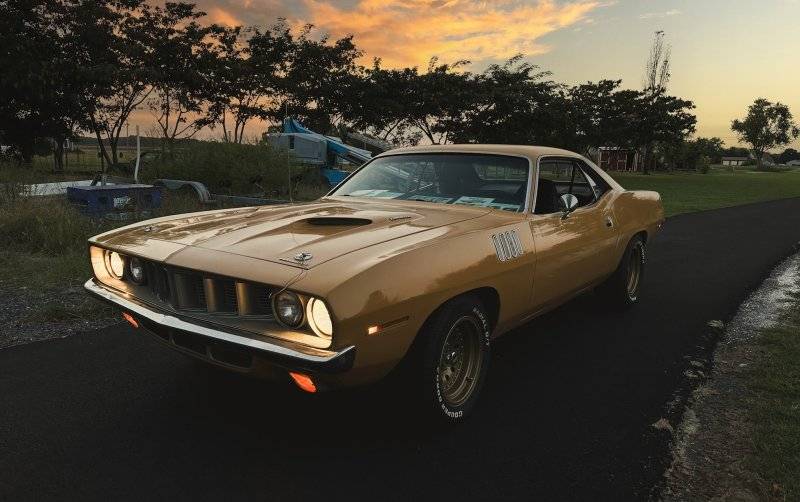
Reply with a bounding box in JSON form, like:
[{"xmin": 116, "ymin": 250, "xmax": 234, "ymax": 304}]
[
  {"xmin": 697, "ymin": 155, "xmax": 711, "ymax": 174},
  {"xmin": 143, "ymin": 141, "xmax": 328, "ymax": 200},
  {"xmin": 0, "ymin": 198, "xmax": 113, "ymax": 255}
]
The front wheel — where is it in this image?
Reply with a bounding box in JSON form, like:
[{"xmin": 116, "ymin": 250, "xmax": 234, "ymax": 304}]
[
  {"xmin": 600, "ymin": 235, "xmax": 646, "ymax": 308},
  {"xmin": 408, "ymin": 297, "xmax": 491, "ymax": 423}
]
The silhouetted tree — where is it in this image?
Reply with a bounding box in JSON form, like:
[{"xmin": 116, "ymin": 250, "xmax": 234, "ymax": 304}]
[
  {"xmin": 0, "ymin": 0, "xmax": 84, "ymax": 169},
  {"xmin": 144, "ymin": 2, "xmax": 218, "ymax": 150},
  {"xmin": 68, "ymin": 0, "xmax": 153, "ymax": 168},
  {"xmin": 777, "ymin": 148, "xmax": 800, "ymax": 164},
  {"xmin": 643, "ymin": 31, "xmax": 671, "ymax": 94},
  {"xmin": 732, "ymin": 98, "xmax": 799, "ymax": 170}
]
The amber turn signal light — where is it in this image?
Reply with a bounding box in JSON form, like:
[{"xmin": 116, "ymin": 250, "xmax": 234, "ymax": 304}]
[
  {"xmin": 289, "ymin": 372, "xmax": 317, "ymax": 393},
  {"xmin": 122, "ymin": 312, "xmax": 139, "ymax": 329}
]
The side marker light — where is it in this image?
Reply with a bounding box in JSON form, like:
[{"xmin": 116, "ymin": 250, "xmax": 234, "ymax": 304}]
[
  {"xmin": 289, "ymin": 372, "xmax": 317, "ymax": 393},
  {"xmin": 122, "ymin": 312, "xmax": 139, "ymax": 329}
]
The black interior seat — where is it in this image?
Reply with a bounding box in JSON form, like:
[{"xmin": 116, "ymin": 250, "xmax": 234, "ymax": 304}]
[{"xmin": 534, "ymin": 178, "xmax": 560, "ymax": 214}]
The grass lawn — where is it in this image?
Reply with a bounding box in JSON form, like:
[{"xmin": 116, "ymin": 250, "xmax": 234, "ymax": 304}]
[
  {"xmin": 0, "ymin": 194, "xmax": 208, "ymax": 322},
  {"xmin": 748, "ymin": 287, "xmax": 800, "ymax": 499},
  {"xmin": 610, "ymin": 168, "xmax": 800, "ymax": 217}
]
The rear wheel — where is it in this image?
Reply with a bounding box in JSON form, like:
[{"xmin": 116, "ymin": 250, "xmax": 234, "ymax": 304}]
[
  {"xmin": 405, "ymin": 296, "xmax": 491, "ymax": 423},
  {"xmin": 601, "ymin": 235, "xmax": 646, "ymax": 307}
]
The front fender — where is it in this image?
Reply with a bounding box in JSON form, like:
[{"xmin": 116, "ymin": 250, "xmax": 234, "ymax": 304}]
[{"xmin": 291, "ymin": 223, "xmax": 535, "ymax": 383}]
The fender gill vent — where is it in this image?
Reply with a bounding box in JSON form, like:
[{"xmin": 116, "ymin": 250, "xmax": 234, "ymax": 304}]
[{"xmin": 491, "ymin": 230, "xmax": 523, "ymax": 262}]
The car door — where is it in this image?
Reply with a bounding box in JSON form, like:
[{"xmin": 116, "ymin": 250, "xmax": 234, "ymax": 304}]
[{"xmin": 527, "ymin": 158, "xmax": 619, "ymax": 312}]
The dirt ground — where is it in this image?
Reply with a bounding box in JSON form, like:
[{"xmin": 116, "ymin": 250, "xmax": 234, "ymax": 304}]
[
  {"xmin": 0, "ymin": 285, "xmax": 116, "ymax": 349},
  {"xmin": 662, "ymin": 252, "xmax": 800, "ymax": 501}
]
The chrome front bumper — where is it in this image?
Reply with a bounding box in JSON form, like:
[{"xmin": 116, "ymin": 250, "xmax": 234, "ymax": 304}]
[{"xmin": 84, "ymin": 279, "xmax": 356, "ymax": 374}]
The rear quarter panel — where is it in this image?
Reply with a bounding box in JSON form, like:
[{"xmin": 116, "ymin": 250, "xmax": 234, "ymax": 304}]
[{"xmin": 611, "ymin": 189, "xmax": 665, "ymax": 257}]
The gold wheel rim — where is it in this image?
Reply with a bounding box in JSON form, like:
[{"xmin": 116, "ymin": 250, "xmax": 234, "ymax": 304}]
[
  {"xmin": 438, "ymin": 316, "xmax": 482, "ymax": 408},
  {"xmin": 627, "ymin": 245, "xmax": 642, "ymax": 300}
]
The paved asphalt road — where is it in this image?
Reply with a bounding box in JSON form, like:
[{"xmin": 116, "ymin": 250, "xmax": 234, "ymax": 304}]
[{"xmin": 3, "ymin": 198, "xmax": 800, "ymax": 501}]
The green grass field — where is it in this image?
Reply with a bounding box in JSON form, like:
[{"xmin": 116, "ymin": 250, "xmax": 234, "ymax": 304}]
[
  {"xmin": 610, "ymin": 168, "xmax": 800, "ymax": 217},
  {"xmin": 749, "ymin": 287, "xmax": 800, "ymax": 499}
]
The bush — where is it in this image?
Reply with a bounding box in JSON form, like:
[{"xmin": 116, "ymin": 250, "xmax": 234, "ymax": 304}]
[
  {"xmin": 697, "ymin": 155, "xmax": 711, "ymax": 174},
  {"xmin": 0, "ymin": 198, "xmax": 113, "ymax": 255},
  {"xmin": 143, "ymin": 141, "xmax": 328, "ymax": 200}
]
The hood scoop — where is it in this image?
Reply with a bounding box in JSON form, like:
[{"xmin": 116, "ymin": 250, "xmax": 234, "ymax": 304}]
[{"xmin": 305, "ymin": 217, "xmax": 372, "ymax": 226}]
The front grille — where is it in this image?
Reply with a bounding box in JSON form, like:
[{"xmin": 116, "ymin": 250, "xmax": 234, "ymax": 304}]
[
  {"xmin": 251, "ymin": 285, "xmax": 273, "ymax": 315},
  {"xmin": 145, "ymin": 262, "xmax": 171, "ymax": 301},
  {"xmin": 138, "ymin": 260, "xmax": 275, "ymax": 320},
  {"xmin": 219, "ymin": 280, "xmax": 238, "ymax": 313}
]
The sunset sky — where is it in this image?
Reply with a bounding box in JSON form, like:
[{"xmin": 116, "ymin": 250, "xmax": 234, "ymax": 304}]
[{"xmin": 175, "ymin": 0, "xmax": 800, "ymax": 148}]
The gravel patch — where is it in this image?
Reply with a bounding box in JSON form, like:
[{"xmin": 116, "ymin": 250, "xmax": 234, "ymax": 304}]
[{"xmin": 0, "ymin": 284, "xmax": 117, "ymax": 349}]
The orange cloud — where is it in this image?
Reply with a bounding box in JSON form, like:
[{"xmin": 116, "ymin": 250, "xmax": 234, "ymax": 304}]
[
  {"xmin": 297, "ymin": 0, "xmax": 601, "ymax": 68},
  {"xmin": 209, "ymin": 7, "xmax": 243, "ymax": 27}
]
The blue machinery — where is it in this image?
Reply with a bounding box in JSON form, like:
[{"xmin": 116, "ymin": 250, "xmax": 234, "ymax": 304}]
[
  {"xmin": 266, "ymin": 118, "xmax": 374, "ymax": 187},
  {"xmin": 67, "ymin": 118, "xmax": 377, "ymax": 217}
]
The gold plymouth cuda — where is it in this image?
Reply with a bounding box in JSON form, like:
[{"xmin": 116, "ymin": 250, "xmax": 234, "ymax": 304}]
[{"xmin": 85, "ymin": 145, "xmax": 664, "ymax": 422}]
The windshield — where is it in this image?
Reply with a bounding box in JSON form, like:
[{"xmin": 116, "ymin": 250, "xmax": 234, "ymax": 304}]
[{"xmin": 332, "ymin": 153, "xmax": 530, "ymax": 212}]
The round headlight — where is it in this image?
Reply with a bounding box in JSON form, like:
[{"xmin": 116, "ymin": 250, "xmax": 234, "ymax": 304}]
[
  {"xmin": 306, "ymin": 298, "xmax": 333, "ymax": 338},
  {"xmin": 106, "ymin": 251, "xmax": 125, "ymax": 279},
  {"xmin": 128, "ymin": 257, "xmax": 145, "ymax": 284},
  {"xmin": 272, "ymin": 291, "xmax": 304, "ymax": 328}
]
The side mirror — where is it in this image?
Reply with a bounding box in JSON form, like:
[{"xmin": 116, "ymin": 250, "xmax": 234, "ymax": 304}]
[{"xmin": 559, "ymin": 193, "xmax": 579, "ymax": 219}]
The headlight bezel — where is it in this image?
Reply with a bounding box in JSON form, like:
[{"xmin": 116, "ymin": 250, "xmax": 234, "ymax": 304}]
[
  {"xmin": 306, "ymin": 297, "xmax": 333, "ymax": 339},
  {"xmin": 105, "ymin": 251, "xmax": 126, "ymax": 279},
  {"xmin": 127, "ymin": 256, "xmax": 146, "ymax": 284},
  {"xmin": 271, "ymin": 290, "xmax": 306, "ymax": 329}
]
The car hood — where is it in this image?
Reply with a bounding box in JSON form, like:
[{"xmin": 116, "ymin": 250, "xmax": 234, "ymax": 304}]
[{"xmin": 96, "ymin": 198, "xmax": 491, "ymax": 268}]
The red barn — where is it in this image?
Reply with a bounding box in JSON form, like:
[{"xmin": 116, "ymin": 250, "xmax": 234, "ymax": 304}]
[{"xmin": 598, "ymin": 147, "xmax": 639, "ymax": 171}]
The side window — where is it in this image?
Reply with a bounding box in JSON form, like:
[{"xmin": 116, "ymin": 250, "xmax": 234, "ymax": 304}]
[
  {"xmin": 534, "ymin": 158, "xmax": 596, "ymax": 215},
  {"xmin": 534, "ymin": 161, "xmax": 561, "ymax": 215},
  {"xmin": 575, "ymin": 160, "xmax": 611, "ymax": 200},
  {"xmin": 538, "ymin": 161, "xmax": 576, "ymax": 182}
]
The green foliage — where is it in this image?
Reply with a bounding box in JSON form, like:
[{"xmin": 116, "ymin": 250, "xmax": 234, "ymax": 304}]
[
  {"xmin": 143, "ymin": 141, "xmax": 328, "ymax": 199},
  {"xmin": 732, "ymin": 98, "xmax": 800, "ymax": 169},
  {"xmin": 661, "ymin": 137, "xmax": 723, "ymax": 171},
  {"xmin": 442, "ymin": 56, "xmax": 563, "ymax": 146},
  {"xmin": 0, "ymin": 168, "xmax": 203, "ymax": 289},
  {"xmin": 202, "ymin": 23, "xmax": 291, "ymax": 144},
  {"xmin": 693, "ymin": 137, "xmax": 725, "ymax": 164},
  {"xmin": 696, "ymin": 155, "xmax": 711, "ymax": 174},
  {"xmin": 777, "ymin": 148, "xmax": 800, "ymax": 164},
  {"xmin": 0, "ymin": 198, "xmax": 113, "ymax": 255},
  {"xmin": 203, "ymin": 21, "xmax": 364, "ymax": 143},
  {"xmin": 343, "ymin": 61, "xmax": 696, "ymax": 157},
  {"xmin": 747, "ymin": 289, "xmax": 800, "ymax": 499},
  {"xmin": 144, "ymin": 2, "xmax": 218, "ymax": 145},
  {"xmin": 3, "ymin": 0, "xmax": 702, "ymax": 173},
  {"xmin": 0, "ymin": 0, "xmax": 83, "ymax": 165}
]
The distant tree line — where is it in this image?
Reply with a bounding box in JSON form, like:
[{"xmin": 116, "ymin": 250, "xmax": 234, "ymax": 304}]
[{"xmin": 1, "ymin": 0, "xmax": 719, "ymax": 174}]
